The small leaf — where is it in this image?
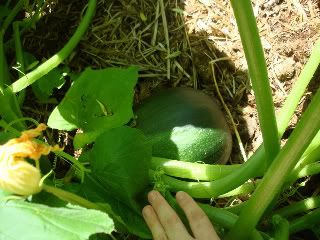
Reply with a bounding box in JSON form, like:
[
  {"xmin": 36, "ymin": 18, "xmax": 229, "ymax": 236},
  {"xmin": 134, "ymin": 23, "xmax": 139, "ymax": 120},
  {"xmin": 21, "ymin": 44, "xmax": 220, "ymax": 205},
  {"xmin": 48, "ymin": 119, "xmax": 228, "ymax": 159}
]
[
  {"xmin": 0, "ymin": 200, "xmax": 114, "ymax": 240},
  {"xmin": 47, "ymin": 67, "xmax": 138, "ymax": 146}
]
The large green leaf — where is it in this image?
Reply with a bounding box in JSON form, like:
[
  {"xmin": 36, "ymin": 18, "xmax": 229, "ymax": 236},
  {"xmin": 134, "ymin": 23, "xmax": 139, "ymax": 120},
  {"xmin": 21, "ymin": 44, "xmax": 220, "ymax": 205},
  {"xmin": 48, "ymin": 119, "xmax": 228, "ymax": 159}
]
[
  {"xmin": 91, "ymin": 126, "xmax": 151, "ymax": 212},
  {"xmin": 80, "ymin": 175, "xmax": 152, "ymax": 239},
  {"xmin": 0, "ymin": 199, "xmax": 114, "ymax": 240},
  {"xmin": 47, "ymin": 67, "xmax": 138, "ymax": 147},
  {"xmin": 75, "ymin": 127, "xmax": 152, "ymax": 238}
]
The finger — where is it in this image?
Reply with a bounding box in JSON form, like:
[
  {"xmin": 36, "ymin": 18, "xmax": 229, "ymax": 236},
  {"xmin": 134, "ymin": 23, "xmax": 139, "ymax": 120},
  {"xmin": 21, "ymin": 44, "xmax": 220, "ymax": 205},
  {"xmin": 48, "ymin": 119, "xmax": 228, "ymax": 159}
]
[
  {"xmin": 176, "ymin": 191, "xmax": 220, "ymax": 240},
  {"xmin": 148, "ymin": 190, "xmax": 192, "ymax": 240},
  {"xmin": 142, "ymin": 205, "xmax": 168, "ymax": 240}
]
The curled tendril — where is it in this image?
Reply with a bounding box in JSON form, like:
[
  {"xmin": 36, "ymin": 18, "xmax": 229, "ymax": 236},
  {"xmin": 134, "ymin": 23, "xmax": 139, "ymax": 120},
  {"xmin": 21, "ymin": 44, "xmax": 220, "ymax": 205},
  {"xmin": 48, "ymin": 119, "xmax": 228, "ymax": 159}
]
[{"xmin": 152, "ymin": 167, "xmax": 168, "ymax": 194}]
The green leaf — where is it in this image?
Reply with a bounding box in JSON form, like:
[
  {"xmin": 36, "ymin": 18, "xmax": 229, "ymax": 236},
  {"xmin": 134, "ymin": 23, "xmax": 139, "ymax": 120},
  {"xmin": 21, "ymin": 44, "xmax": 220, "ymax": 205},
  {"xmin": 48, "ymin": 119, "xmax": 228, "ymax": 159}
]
[
  {"xmin": 0, "ymin": 131, "xmax": 16, "ymax": 144},
  {"xmin": 91, "ymin": 126, "xmax": 151, "ymax": 212},
  {"xmin": 32, "ymin": 68, "xmax": 66, "ymax": 102},
  {"xmin": 74, "ymin": 127, "xmax": 152, "ymax": 238},
  {"xmin": 79, "ymin": 175, "xmax": 152, "ymax": 239},
  {"xmin": 47, "ymin": 67, "xmax": 138, "ymax": 146},
  {"xmin": 0, "ymin": 199, "xmax": 114, "ymax": 240},
  {"xmin": 0, "ymin": 6, "xmax": 10, "ymax": 19}
]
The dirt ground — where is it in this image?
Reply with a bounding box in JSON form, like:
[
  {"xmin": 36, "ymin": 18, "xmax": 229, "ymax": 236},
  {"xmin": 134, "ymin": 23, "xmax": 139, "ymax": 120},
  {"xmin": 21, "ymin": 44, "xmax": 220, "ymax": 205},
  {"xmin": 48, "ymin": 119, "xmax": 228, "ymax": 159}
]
[
  {"xmin": 22, "ymin": 0, "xmax": 320, "ymax": 239},
  {"xmin": 24, "ymin": 0, "xmax": 320, "ymax": 162},
  {"xmin": 182, "ymin": 0, "xmax": 320, "ymax": 157}
]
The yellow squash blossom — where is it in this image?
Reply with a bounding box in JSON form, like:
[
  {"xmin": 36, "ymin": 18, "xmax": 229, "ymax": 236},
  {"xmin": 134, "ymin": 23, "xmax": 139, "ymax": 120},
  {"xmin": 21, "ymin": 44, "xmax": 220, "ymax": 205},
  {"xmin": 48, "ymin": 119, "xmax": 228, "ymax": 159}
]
[{"xmin": 0, "ymin": 124, "xmax": 61, "ymax": 196}]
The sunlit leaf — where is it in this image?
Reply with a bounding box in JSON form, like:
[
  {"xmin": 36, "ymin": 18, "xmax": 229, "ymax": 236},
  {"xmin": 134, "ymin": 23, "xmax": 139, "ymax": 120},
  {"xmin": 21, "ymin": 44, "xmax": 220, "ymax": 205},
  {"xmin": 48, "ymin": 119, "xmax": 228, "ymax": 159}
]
[
  {"xmin": 48, "ymin": 67, "xmax": 138, "ymax": 147},
  {"xmin": 0, "ymin": 200, "xmax": 114, "ymax": 240}
]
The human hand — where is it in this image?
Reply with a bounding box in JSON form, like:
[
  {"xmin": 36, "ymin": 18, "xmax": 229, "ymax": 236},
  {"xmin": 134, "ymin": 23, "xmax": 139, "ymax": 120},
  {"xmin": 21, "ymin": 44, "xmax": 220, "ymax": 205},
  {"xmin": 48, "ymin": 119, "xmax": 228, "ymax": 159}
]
[{"xmin": 142, "ymin": 190, "xmax": 220, "ymax": 240}]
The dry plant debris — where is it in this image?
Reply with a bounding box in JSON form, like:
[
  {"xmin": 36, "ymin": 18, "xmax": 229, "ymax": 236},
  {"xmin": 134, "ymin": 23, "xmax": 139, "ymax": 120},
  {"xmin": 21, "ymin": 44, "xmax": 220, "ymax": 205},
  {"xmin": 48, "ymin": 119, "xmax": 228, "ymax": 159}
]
[{"xmin": 23, "ymin": 0, "xmax": 320, "ymax": 161}]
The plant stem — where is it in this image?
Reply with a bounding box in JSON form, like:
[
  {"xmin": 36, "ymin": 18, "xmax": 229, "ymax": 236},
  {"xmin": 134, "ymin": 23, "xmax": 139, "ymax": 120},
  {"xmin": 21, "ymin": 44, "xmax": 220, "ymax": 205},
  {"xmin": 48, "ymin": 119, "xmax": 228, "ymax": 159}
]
[
  {"xmin": 165, "ymin": 191, "xmax": 265, "ymax": 240},
  {"xmin": 285, "ymin": 138, "xmax": 320, "ymax": 185},
  {"xmin": 272, "ymin": 215, "xmax": 289, "ymax": 240},
  {"xmin": 42, "ymin": 184, "xmax": 100, "ymax": 210},
  {"xmin": 291, "ymin": 162, "xmax": 320, "ymax": 181},
  {"xmin": 151, "ymin": 170, "xmax": 256, "ymax": 198},
  {"xmin": 53, "ymin": 150, "xmax": 91, "ymax": 182},
  {"xmin": 0, "ymin": 0, "xmax": 26, "ymax": 129},
  {"xmin": 150, "ymin": 157, "xmax": 243, "ymax": 181},
  {"xmin": 289, "ymin": 208, "xmax": 320, "ymax": 234},
  {"xmin": 201, "ymin": 36, "xmax": 320, "ymax": 197},
  {"xmin": 9, "ymin": 0, "xmax": 97, "ymax": 93},
  {"xmin": 13, "ymin": 21, "xmax": 26, "ymax": 105},
  {"xmin": 274, "ymin": 196, "xmax": 320, "ymax": 218},
  {"xmin": 226, "ymin": 88, "xmax": 320, "ymax": 240},
  {"xmin": 230, "ymin": 0, "xmax": 280, "ymax": 166},
  {"xmin": 276, "ymin": 38, "xmax": 320, "ymax": 134},
  {"xmin": 0, "ymin": 0, "xmax": 24, "ymax": 34},
  {"xmin": 0, "ymin": 0, "xmax": 24, "ymax": 86},
  {"xmin": 198, "ymin": 203, "xmax": 266, "ymax": 240}
]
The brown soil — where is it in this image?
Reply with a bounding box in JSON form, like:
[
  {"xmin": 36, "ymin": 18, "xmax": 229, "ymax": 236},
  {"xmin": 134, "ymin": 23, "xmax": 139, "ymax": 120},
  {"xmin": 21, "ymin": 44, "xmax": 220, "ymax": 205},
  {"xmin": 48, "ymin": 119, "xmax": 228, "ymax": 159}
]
[{"xmin": 182, "ymin": 0, "xmax": 320, "ymax": 157}]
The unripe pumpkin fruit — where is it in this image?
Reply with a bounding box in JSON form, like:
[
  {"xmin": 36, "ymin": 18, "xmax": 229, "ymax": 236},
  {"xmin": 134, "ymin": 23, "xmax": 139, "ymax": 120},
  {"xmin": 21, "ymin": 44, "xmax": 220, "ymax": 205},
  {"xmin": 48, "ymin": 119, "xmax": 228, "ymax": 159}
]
[{"xmin": 135, "ymin": 88, "xmax": 232, "ymax": 164}]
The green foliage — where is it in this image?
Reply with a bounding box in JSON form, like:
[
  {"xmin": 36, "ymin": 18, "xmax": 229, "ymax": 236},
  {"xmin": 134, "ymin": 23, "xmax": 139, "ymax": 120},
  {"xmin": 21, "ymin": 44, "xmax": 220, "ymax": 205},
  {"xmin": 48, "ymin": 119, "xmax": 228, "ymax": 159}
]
[
  {"xmin": 47, "ymin": 67, "xmax": 138, "ymax": 147},
  {"xmin": 90, "ymin": 127, "xmax": 151, "ymax": 212},
  {"xmin": 80, "ymin": 176, "xmax": 152, "ymax": 239},
  {"xmin": 0, "ymin": 131, "xmax": 16, "ymax": 144},
  {"xmin": 0, "ymin": 5, "xmax": 10, "ymax": 20},
  {"xmin": 0, "ymin": 0, "xmax": 320, "ymax": 239},
  {"xmin": 0, "ymin": 199, "xmax": 114, "ymax": 240},
  {"xmin": 32, "ymin": 67, "xmax": 67, "ymax": 102}
]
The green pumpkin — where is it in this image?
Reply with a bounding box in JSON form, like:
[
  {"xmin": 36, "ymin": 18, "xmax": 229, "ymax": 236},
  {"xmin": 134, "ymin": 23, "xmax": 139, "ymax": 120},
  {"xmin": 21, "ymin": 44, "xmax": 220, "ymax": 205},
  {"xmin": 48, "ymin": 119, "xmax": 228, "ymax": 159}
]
[{"xmin": 135, "ymin": 88, "xmax": 232, "ymax": 164}]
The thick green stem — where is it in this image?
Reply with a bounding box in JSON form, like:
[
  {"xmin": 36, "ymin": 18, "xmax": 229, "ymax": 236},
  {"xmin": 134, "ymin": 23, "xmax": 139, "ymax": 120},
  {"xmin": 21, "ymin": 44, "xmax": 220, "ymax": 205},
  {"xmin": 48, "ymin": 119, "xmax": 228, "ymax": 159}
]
[
  {"xmin": 1, "ymin": 0, "xmax": 24, "ymax": 34},
  {"xmin": 151, "ymin": 157, "xmax": 243, "ymax": 181},
  {"xmin": 285, "ymin": 139, "xmax": 320, "ymax": 185},
  {"xmin": 164, "ymin": 192, "xmax": 265, "ymax": 240},
  {"xmin": 289, "ymin": 208, "xmax": 320, "ymax": 234},
  {"xmin": 272, "ymin": 215, "xmax": 289, "ymax": 240},
  {"xmin": 274, "ymin": 197, "xmax": 320, "ymax": 218},
  {"xmin": 13, "ymin": 21, "xmax": 26, "ymax": 105},
  {"xmin": 200, "ymin": 203, "xmax": 267, "ymax": 240},
  {"xmin": 226, "ymin": 89, "xmax": 320, "ymax": 240},
  {"xmin": 151, "ymin": 170, "xmax": 256, "ymax": 198},
  {"xmin": 0, "ymin": 34, "xmax": 10, "ymax": 87},
  {"xmin": 193, "ymin": 36, "xmax": 320, "ymax": 197},
  {"xmin": 276, "ymin": 39, "xmax": 320, "ymax": 134},
  {"xmin": 9, "ymin": 0, "xmax": 97, "ymax": 93},
  {"xmin": 0, "ymin": 0, "xmax": 24, "ymax": 86},
  {"xmin": 230, "ymin": 0, "xmax": 280, "ymax": 165},
  {"xmin": 0, "ymin": 1, "xmax": 26, "ymax": 129},
  {"xmin": 42, "ymin": 184, "xmax": 100, "ymax": 210},
  {"xmin": 289, "ymin": 162, "xmax": 320, "ymax": 181}
]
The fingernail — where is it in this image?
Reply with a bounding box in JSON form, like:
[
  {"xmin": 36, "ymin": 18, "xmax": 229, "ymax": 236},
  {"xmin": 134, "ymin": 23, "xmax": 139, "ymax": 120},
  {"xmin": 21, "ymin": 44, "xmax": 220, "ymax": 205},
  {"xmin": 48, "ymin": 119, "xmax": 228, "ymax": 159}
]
[
  {"xmin": 148, "ymin": 190, "xmax": 158, "ymax": 202},
  {"xmin": 142, "ymin": 206, "xmax": 150, "ymax": 217},
  {"xmin": 176, "ymin": 191, "xmax": 186, "ymax": 200}
]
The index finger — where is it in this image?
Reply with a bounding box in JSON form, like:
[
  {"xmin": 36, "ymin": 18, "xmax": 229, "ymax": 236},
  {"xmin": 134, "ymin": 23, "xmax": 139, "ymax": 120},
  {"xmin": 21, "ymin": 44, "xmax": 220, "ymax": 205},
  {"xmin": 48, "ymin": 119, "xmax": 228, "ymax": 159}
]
[
  {"xmin": 147, "ymin": 190, "xmax": 192, "ymax": 240},
  {"xmin": 176, "ymin": 191, "xmax": 220, "ymax": 240}
]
